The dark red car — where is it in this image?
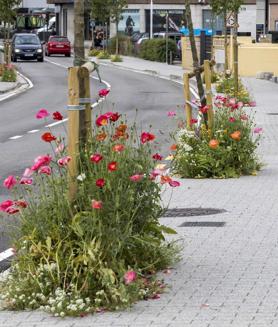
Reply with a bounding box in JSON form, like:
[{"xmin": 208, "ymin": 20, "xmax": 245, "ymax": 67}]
[{"xmin": 45, "ymin": 36, "xmax": 71, "ymax": 57}]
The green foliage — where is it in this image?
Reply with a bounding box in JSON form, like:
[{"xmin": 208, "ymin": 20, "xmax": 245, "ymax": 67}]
[
  {"xmin": 139, "ymin": 39, "xmax": 177, "ymax": 63},
  {"xmin": 172, "ymin": 97, "xmax": 262, "ymax": 178},
  {"xmin": 96, "ymin": 50, "xmax": 111, "ymax": 59},
  {"xmin": 0, "ymin": 110, "xmax": 180, "ymax": 316},
  {"xmin": 88, "ymin": 48, "xmax": 102, "ymax": 57},
  {"xmin": 89, "ymin": 0, "xmax": 127, "ymax": 25},
  {"xmin": 216, "ymin": 74, "xmax": 251, "ymax": 103},
  {"xmin": 108, "ymin": 35, "xmax": 132, "ymax": 56},
  {"xmin": 111, "ymin": 54, "xmax": 123, "ymax": 62},
  {"xmin": 1, "ymin": 65, "xmax": 17, "ymax": 82},
  {"xmin": 210, "ymin": 0, "xmax": 243, "ymax": 15},
  {"xmin": 0, "ymin": 0, "xmax": 22, "ymax": 25}
]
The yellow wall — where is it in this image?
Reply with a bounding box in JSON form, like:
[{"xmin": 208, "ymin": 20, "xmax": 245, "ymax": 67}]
[{"xmin": 239, "ymin": 44, "xmax": 278, "ymax": 76}]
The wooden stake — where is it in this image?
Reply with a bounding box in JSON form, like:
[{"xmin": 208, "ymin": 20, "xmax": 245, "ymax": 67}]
[
  {"xmin": 183, "ymin": 73, "xmax": 192, "ymax": 129},
  {"xmin": 204, "ymin": 60, "xmax": 214, "ymax": 130},
  {"xmin": 67, "ymin": 67, "xmax": 81, "ymax": 202}
]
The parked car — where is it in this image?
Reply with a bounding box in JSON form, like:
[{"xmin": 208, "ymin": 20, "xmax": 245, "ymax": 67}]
[
  {"xmin": 45, "ymin": 36, "xmax": 71, "ymax": 57},
  {"xmin": 11, "ymin": 33, "xmax": 44, "ymax": 62}
]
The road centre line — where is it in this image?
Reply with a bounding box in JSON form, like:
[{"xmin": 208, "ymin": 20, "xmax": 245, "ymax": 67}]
[
  {"xmin": 27, "ymin": 129, "xmax": 40, "ymax": 134},
  {"xmin": 9, "ymin": 135, "xmax": 23, "ymax": 140}
]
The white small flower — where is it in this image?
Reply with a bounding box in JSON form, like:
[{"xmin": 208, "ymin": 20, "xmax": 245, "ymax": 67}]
[
  {"xmin": 182, "ymin": 144, "xmax": 193, "ymax": 152},
  {"xmin": 77, "ymin": 173, "xmax": 86, "ymax": 181}
]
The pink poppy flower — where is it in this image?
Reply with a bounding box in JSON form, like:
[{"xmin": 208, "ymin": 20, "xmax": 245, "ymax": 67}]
[
  {"xmin": 99, "ymin": 89, "xmax": 110, "ymax": 97},
  {"xmin": 130, "ymin": 174, "xmax": 143, "ymax": 182},
  {"xmin": 0, "ymin": 200, "xmax": 14, "ymax": 212},
  {"xmin": 229, "ymin": 117, "xmax": 236, "ymax": 123},
  {"xmin": 248, "ymin": 101, "xmax": 256, "ymax": 107},
  {"xmin": 141, "ymin": 132, "xmax": 155, "ymax": 144},
  {"xmin": 23, "ymin": 168, "xmax": 33, "ymax": 178},
  {"xmin": 32, "ymin": 155, "xmax": 52, "ymax": 171},
  {"xmin": 169, "ymin": 180, "xmax": 181, "ymax": 187},
  {"xmin": 96, "ymin": 178, "xmax": 105, "ymax": 188},
  {"xmin": 19, "ymin": 178, "xmax": 33, "ymax": 185},
  {"xmin": 5, "ymin": 207, "xmax": 19, "ymax": 215},
  {"xmin": 58, "ymin": 156, "xmax": 71, "ymax": 167},
  {"xmin": 254, "ymin": 127, "xmax": 263, "ymax": 134},
  {"xmin": 55, "ymin": 144, "xmax": 65, "ymax": 154},
  {"xmin": 36, "ymin": 108, "xmax": 50, "ymax": 119},
  {"xmin": 39, "ymin": 166, "xmax": 52, "ymax": 175},
  {"xmin": 90, "ymin": 153, "xmax": 103, "ymax": 163},
  {"xmin": 91, "ymin": 199, "xmax": 103, "ymax": 209},
  {"xmin": 3, "ymin": 176, "xmax": 17, "ymax": 190},
  {"xmin": 124, "ymin": 270, "xmax": 137, "ymax": 285},
  {"xmin": 167, "ymin": 111, "xmax": 176, "ymax": 117}
]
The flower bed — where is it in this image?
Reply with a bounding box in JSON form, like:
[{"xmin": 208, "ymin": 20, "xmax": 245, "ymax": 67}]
[
  {"xmin": 1, "ymin": 64, "xmax": 17, "ymax": 82},
  {"xmin": 0, "ymin": 105, "xmax": 180, "ymax": 317},
  {"xmin": 171, "ymin": 96, "xmax": 262, "ymax": 178}
]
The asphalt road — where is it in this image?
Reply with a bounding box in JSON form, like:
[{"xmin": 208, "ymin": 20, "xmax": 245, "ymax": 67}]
[{"xmin": 0, "ymin": 55, "xmax": 185, "ymax": 253}]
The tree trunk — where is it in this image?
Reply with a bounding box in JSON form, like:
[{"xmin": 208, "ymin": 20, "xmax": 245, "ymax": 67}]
[
  {"xmin": 74, "ymin": 0, "xmax": 85, "ymax": 66},
  {"xmin": 115, "ymin": 21, "xmax": 119, "ymax": 55},
  {"xmin": 185, "ymin": 0, "xmax": 206, "ymax": 110},
  {"xmin": 233, "ymin": 12, "xmax": 239, "ymax": 97},
  {"xmin": 223, "ymin": 10, "xmax": 228, "ymax": 72}
]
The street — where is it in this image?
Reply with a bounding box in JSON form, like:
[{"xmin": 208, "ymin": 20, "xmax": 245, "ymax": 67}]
[{"xmin": 0, "ymin": 56, "xmax": 184, "ymax": 253}]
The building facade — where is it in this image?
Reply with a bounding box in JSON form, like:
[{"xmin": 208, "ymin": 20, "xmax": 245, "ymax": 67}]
[
  {"xmin": 47, "ymin": 0, "xmax": 278, "ymax": 42},
  {"xmin": 20, "ymin": 0, "xmax": 54, "ymax": 11}
]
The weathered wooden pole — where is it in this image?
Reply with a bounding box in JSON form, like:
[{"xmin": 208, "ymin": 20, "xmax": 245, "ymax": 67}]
[
  {"xmin": 183, "ymin": 73, "xmax": 192, "ymax": 129},
  {"xmin": 204, "ymin": 60, "xmax": 214, "ymax": 130},
  {"xmin": 67, "ymin": 66, "xmax": 82, "ymax": 202}
]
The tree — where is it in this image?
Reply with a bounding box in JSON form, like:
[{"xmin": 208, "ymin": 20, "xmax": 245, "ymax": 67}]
[
  {"xmin": 0, "ymin": 0, "xmax": 22, "ymax": 64},
  {"xmin": 90, "ymin": 0, "xmax": 127, "ymax": 55},
  {"xmin": 74, "ymin": 0, "xmax": 85, "ymax": 66},
  {"xmin": 210, "ymin": 0, "xmax": 243, "ymax": 95},
  {"xmin": 184, "ymin": 1, "xmax": 206, "ymax": 113}
]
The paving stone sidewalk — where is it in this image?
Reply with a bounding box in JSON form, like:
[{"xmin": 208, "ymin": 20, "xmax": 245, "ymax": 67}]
[{"xmin": 0, "ymin": 77, "xmax": 277, "ymax": 327}]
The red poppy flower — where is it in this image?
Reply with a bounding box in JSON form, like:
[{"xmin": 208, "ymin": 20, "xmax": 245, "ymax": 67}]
[
  {"xmin": 6, "ymin": 207, "xmax": 19, "ymax": 215},
  {"xmin": 130, "ymin": 174, "xmax": 143, "ymax": 182},
  {"xmin": 190, "ymin": 118, "xmax": 198, "ymax": 125},
  {"xmin": 15, "ymin": 200, "xmax": 28, "ymax": 208},
  {"xmin": 199, "ymin": 105, "xmax": 210, "ymax": 114},
  {"xmin": 53, "ymin": 111, "xmax": 63, "ymax": 121},
  {"xmin": 152, "ymin": 153, "xmax": 163, "ymax": 161},
  {"xmin": 96, "ymin": 178, "xmax": 105, "ymax": 188},
  {"xmin": 90, "ymin": 153, "xmax": 103, "ymax": 163},
  {"xmin": 108, "ymin": 161, "xmax": 117, "ymax": 171},
  {"xmin": 169, "ymin": 180, "xmax": 181, "ymax": 187},
  {"xmin": 96, "ymin": 115, "xmax": 108, "ymax": 127},
  {"xmin": 110, "ymin": 112, "xmax": 120, "ymax": 122},
  {"xmin": 41, "ymin": 132, "xmax": 56, "ymax": 142},
  {"xmin": 91, "ymin": 199, "xmax": 103, "ymax": 209},
  {"xmin": 0, "ymin": 200, "xmax": 14, "ymax": 212},
  {"xmin": 141, "ymin": 132, "xmax": 155, "ymax": 144},
  {"xmin": 98, "ymin": 89, "xmax": 110, "ymax": 97},
  {"xmin": 229, "ymin": 117, "xmax": 236, "ymax": 123}
]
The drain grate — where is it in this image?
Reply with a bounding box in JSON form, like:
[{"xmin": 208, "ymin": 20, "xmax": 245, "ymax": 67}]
[
  {"xmin": 179, "ymin": 221, "xmax": 226, "ymax": 227},
  {"xmin": 267, "ymin": 113, "xmax": 278, "ymax": 115},
  {"xmin": 163, "ymin": 208, "xmax": 226, "ymax": 217}
]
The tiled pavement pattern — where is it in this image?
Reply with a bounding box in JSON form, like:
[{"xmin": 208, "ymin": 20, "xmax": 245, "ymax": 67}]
[{"xmin": 0, "ymin": 78, "xmax": 278, "ymax": 327}]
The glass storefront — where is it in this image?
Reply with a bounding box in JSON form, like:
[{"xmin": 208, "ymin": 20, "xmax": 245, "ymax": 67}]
[
  {"xmin": 118, "ymin": 9, "xmax": 140, "ymax": 36},
  {"xmin": 145, "ymin": 9, "xmax": 185, "ymax": 34}
]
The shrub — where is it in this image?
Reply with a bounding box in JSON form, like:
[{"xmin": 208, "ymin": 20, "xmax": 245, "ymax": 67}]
[
  {"xmin": 88, "ymin": 48, "xmax": 101, "ymax": 57},
  {"xmin": 171, "ymin": 96, "xmax": 262, "ymax": 178},
  {"xmin": 0, "ymin": 106, "xmax": 180, "ymax": 317},
  {"xmin": 139, "ymin": 39, "xmax": 177, "ymax": 63},
  {"xmin": 111, "ymin": 54, "xmax": 123, "ymax": 62},
  {"xmin": 97, "ymin": 50, "xmax": 111, "ymax": 59},
  {"xmin": 216, "ymin": 74, "xmax": 251, "ymax": 104},
  {"xmin": 107, "ymin": 35, "xmax": 132, "ymax": 56},
  {"xmin": 1, "ymin": 64, "xmax": 17, "ymax": 82}
]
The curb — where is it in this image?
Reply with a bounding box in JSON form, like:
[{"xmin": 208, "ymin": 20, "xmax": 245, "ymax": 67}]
[{"xmin": 0, "ymin": 70, "xmax": 33, "ymax": 102}]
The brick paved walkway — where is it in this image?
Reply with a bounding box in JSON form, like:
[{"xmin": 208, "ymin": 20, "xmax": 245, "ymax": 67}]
[{"xmin": 0, "ymin": 77, "xmax": 277, "ymax": 327}]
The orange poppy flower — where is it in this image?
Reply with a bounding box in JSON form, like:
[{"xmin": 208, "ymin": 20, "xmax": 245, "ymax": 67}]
[
  {"xmin": 230, "ymin": 130, "xmax": 241, "ymax": 141},
  {"xmin": 170, "ymin": 144, "xmax": 177, "ymax": 151},
  {"xmin": 209, "ymin": 139, "xmax": 219, "ymax": 149},
  {"xmin": 96, "ymin": 132, "xmax": 107, "ymax": 141},
  {"xmin": 160, "ymin": 175, "xmax": 172, "ymax": 184}
]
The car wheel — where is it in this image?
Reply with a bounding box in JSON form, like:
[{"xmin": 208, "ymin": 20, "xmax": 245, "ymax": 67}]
[
  {"xmin": 65, "ymin": 53, "xmax": 71, "ymax": 57},
  {"xmin": 38, "ymin": 57, "xmax": 44, "ymax": 62}
]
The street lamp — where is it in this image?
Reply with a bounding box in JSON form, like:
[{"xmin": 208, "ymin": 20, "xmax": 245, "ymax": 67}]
[{"xmin": 150, "ymin": 0, "xmax": 153, "ymax": 39}]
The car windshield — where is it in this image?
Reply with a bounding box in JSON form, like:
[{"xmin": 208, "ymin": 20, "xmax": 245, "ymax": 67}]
[
  {"xmin": 50, "ymin": 37, "xmax": 68, "ymax": 42},
  {"xmin": 15, "ymin": 35, "xmax": 40, "ymax": 45}
]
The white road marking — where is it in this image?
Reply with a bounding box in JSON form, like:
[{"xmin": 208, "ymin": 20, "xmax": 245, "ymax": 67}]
[
  {"xmin": 27, "ymin": 129, "xmax": 39, "ymax": 134},
  {"xmin": 46, "ymin": 118, "xmax": 68, "ymax": 128},
  {"xmin": 0, "ymin": 248, "xmax": 14, "ymax": 262},
  {"xmin": 9, "ymin": 135, "xmax": 23, "ymax": 140}
]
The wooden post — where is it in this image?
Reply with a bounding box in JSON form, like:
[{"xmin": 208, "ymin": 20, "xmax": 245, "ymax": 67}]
[
  {"xmin": 204, "ymin": 60, "xmax": 214, "ymax": 130},
  {"xmin": 183, "ymin": 73, "xmax": 192, "ymax": 129},
  {"xmin": 67, "ymin": 67, "xmax": 81, "ymax": 202}
]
